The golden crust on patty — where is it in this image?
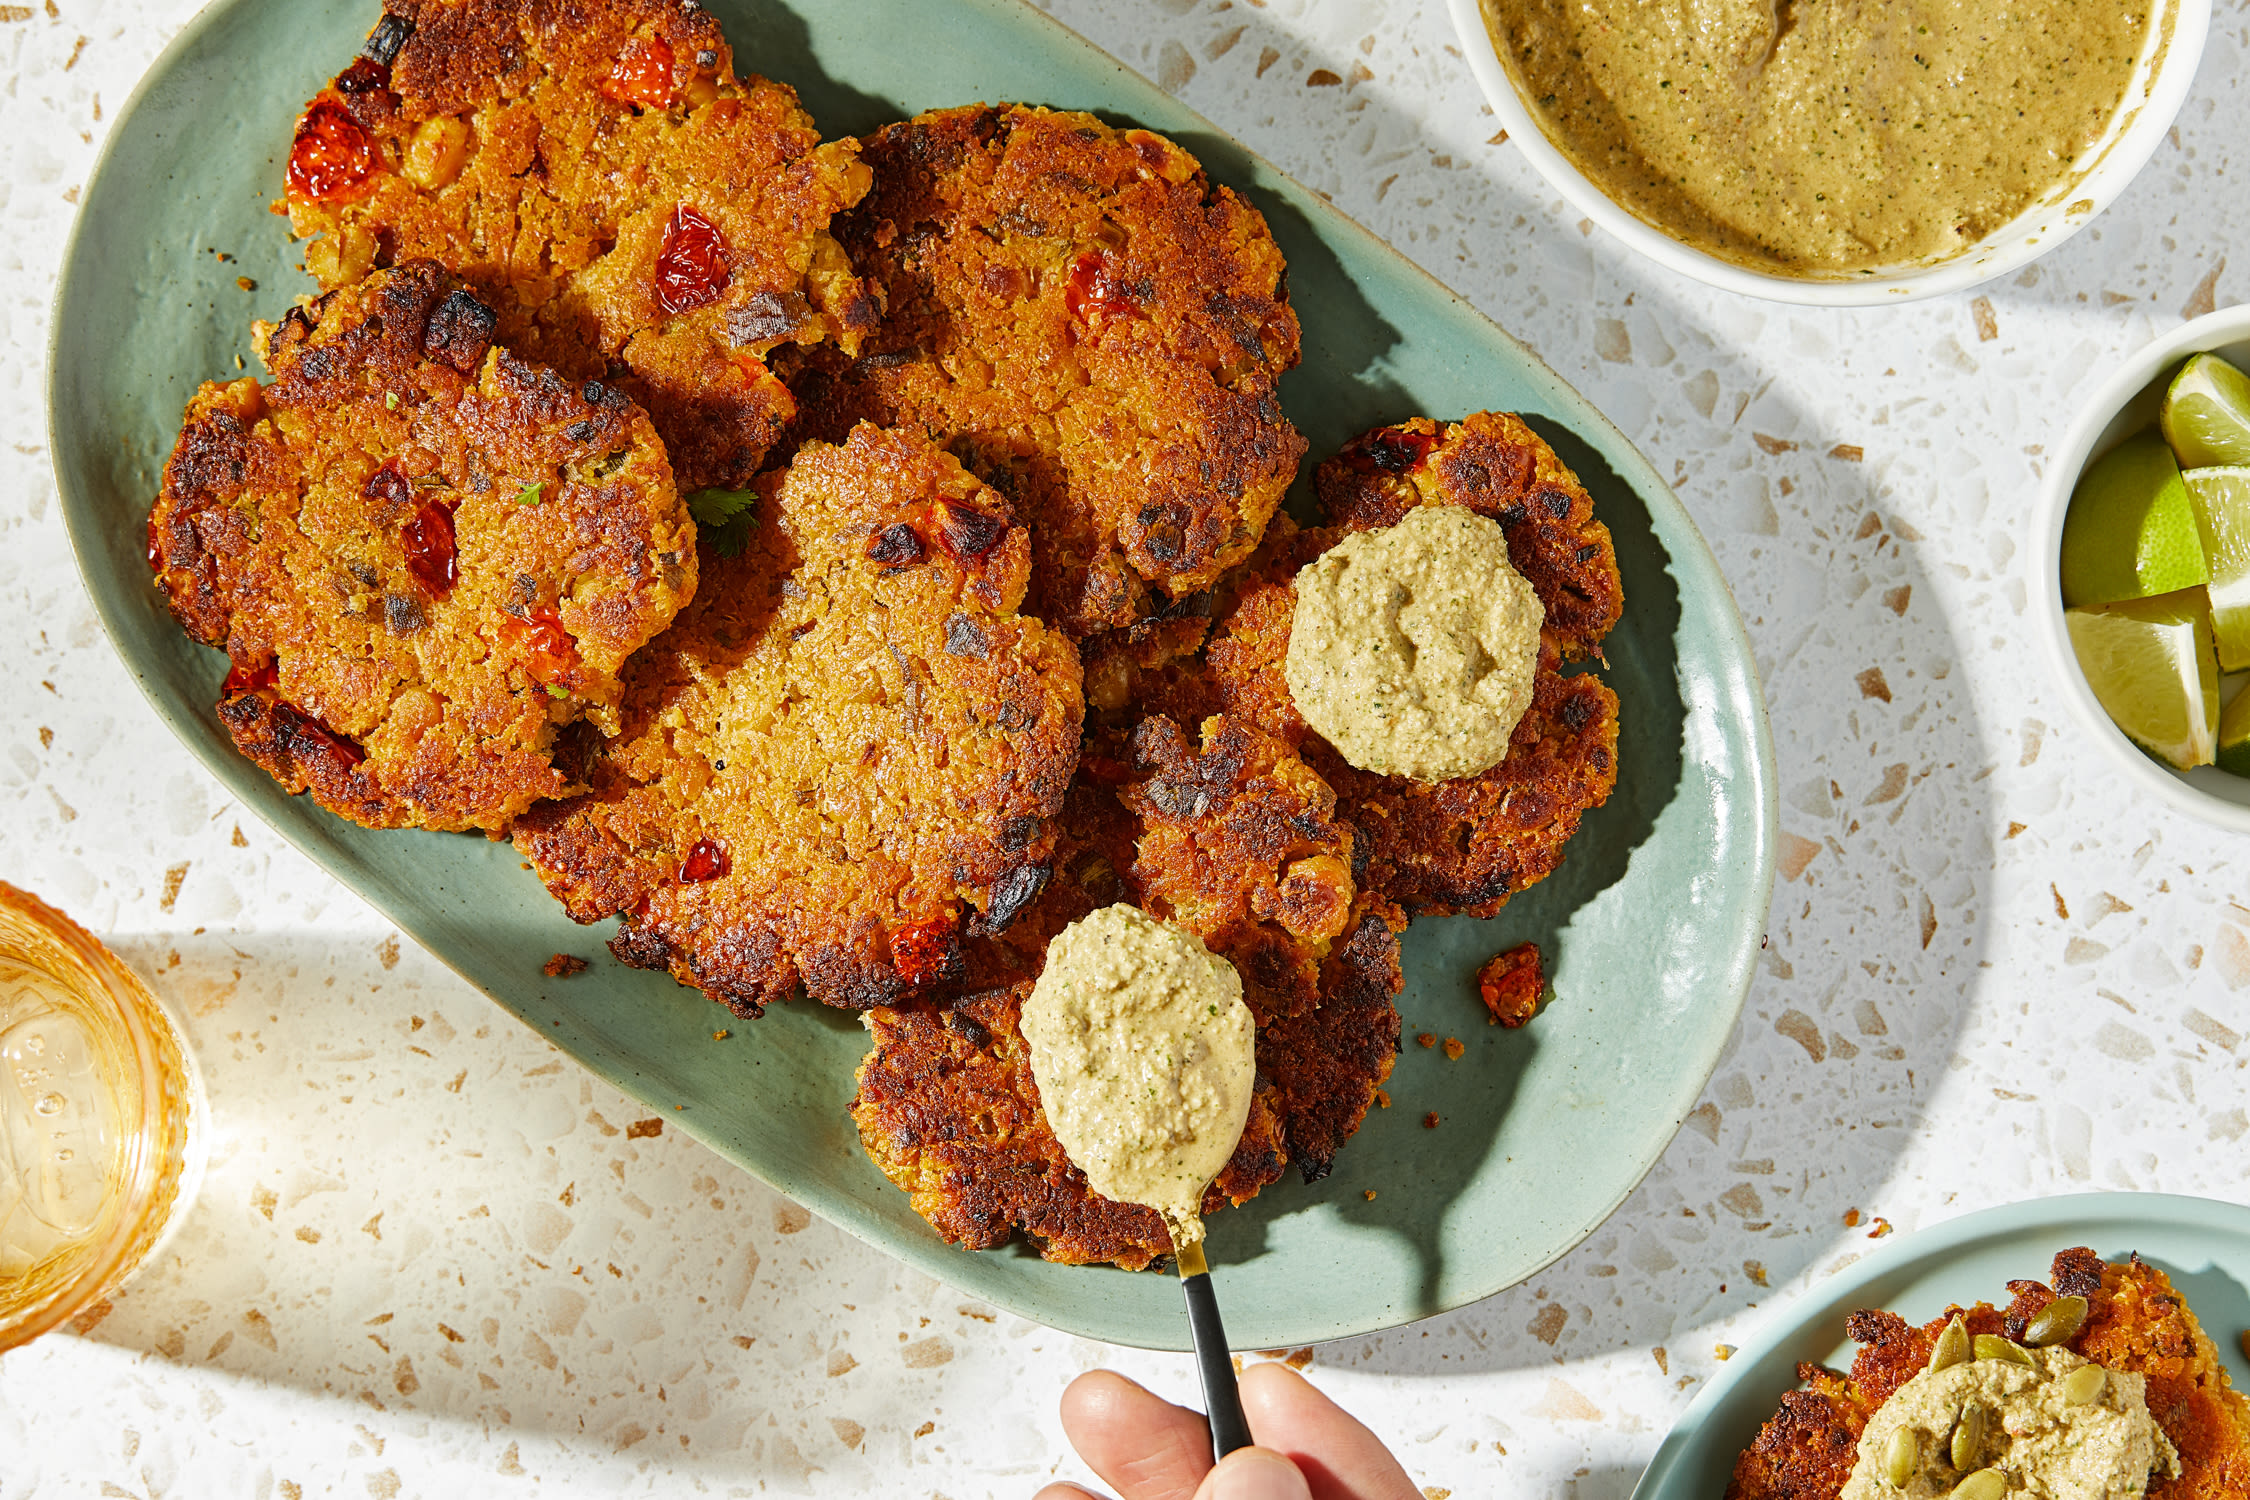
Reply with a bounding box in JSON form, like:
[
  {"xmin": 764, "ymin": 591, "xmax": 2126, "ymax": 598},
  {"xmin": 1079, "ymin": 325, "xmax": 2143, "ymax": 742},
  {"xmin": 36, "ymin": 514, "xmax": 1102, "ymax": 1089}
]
[
  {"xmin": 513, "ymin": 425, "xmax": 1083, "ymax": 1016},
  {"xmin": 285, "ymin": 0, "xmax": 876, "ymax": 490},
  {"xmin": 849, "ymin": 722, "xmax": 1403, "ymax": 1268},
  {"xmin": 1316, "ymin": 411, "xmax": 1622, "ymax": 659},
  {"xmin": 1257, "ymin": 906, "xmax": 1404, "ymax": 1181},
  {"xmin": 147, "ymin": 261, "xmax": 693, "ymax": 832},
  {"xmin": 1299, "ymin": 417, "xmax": 1621, "ymax": 915},
  {"xmin": 786, "ymin": 104, "xmax": 1306, "ymax": 636},
  {"xmin": 1116, "ymin": 714, "xmax": 1359, "ymax": 1019},
  {"xmin": 1059, "ymin": 715, "xmax": 1402, "ymax": 1182},
  {"xmin": 849, "ymin": 983, "xmax": 1291, "ymax": 1271},
  {"xmin": 1726, "ymin": 1249, "xmax": 2250, "ymax": 1500},
  {"xmin": 1105, "ymin": 506, "xmax": 1621, "ymax": 921},
  {"xmin": 1318, "ymin": 655, "xmax": 1619, "ymax": 919}
]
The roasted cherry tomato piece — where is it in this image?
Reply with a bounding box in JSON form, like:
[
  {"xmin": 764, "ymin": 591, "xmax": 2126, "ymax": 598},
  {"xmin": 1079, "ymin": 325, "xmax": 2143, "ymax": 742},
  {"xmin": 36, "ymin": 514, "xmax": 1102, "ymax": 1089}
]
[
  {"xmin": 655, "ymin": 205, "xmax": 730, "ymax": 315},
  {"xmin": 1064, "ymin": 249, "xmax": 1138, "ymax": 337},
  {"xmin": 1342, "ymin": 425, "xmax": 1438, "ymax": 476},
  {"xmin": 889, "ymin": 918, "xmax": 960, "ymax": 987},
  {"xmin": 865, "ymin": 522, "xmax": 925, "ymax": 566},
  {"xmin": 678, "ymin": 838, "xmax": 730, "ymax": 883},
  {"xmin": 932, "ymin": 501, "xmax": 1006, "ymax": 561},
  {"xmin": 502, "ymin": 606, "xmax": 580, "ymax": 687},
  {"xmin": 334, "ymin": 57, "xmax": 392, "ymax": 98},
  {"xmin": 601, "ymin": 36, "xmax": 676, "ymax": 110},
  {"xmin": 305, "ymin": 718, "xmax": 368, "ymax": 769},
  {"xmin": 362, "ymin": 461, "xmax": 412, "ymax": 513},
  {"xmin": 401, "ymin": 499, "xmax": 459, "ymax": 598},
  {"xmin": 287, "ymin": 99, "xmax": 380, "ymax": 202},
  {"xmin": 222, "ymin": 659, "xmax": 279, "ymax": 696}
]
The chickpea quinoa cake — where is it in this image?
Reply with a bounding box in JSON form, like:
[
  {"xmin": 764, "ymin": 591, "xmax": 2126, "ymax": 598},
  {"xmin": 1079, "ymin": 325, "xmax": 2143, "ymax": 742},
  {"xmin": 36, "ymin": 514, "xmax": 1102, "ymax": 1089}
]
[
  {"xmin": 849, "ymin": 412, "xmax": 1626, "ymax": 1269},
  {"xmin": 1091, "ymin": 412, "xmax": 1623, "ymax": 920},
  {"xmin": 513, "ymin": 424, "xmax": 1083, "ymax": 1017},
  {"xmin": 147, "ymin": 260, "xmax": 694, "ymax": 833},
  {"xmin": 1306, "ymin": 414, "xmax": 1621, "ymax": 916},
  {"xmin": 785, "ymin": 103, "xmax": 1306, "ymax": 638},
  {"xmin": 130, "ymin": 0, "xmax": 1645, "ymax": 1283},
  {"xmin": 848, "ymin": 979, "xmax": 1293, "ymax": 1271},
  {"xmin": 850, "ymin": 717, "xmax": 1404, "ymax": 1269},
  {"xmin": 1727, "ymin": 1248, "xmax": 2250, "ymax": 1500},
  {"xmin": 283, "ymin": 0, "xmax": 878, "ymax": 490}
]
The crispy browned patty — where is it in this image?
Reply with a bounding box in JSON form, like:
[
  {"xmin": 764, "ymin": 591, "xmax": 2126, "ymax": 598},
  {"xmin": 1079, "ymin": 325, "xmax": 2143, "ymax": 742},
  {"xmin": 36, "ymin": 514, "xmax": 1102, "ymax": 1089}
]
[
  {"xmin": 1117, "ymin": 714, "xmax": 1359, "ymax": 1022},
  {"xmin": 1016, "ymin": 717, "xmax": 1404, "ymax": 1184},
  {"xmin": 1299, "ymin": 414, "xmax": 1621, "ymax": 915},
  {"xmin": 850, "ymin": 983, "xmax": 1292, "ymax": 1271},
  {"xmin": 785, "ymin": 104, "xmax": 1305, "ymax": 637},
  {"xmin": 284, "ymin": 0, "xmax": 875, "ymax": 490},
  {"xmin": 147, "ymin": 261, "xmax": 693, "ymax": 832},
  {"xmin": 1095, "ymin": 510, "xmax": 1621, "ymax": 920},
  {"xmin": 1316, "ymin": 411, "xmax": 1622, "ymax": 660},
  {"xmin": 849, "ymin": 721, "xmax": 1403, "ymax": 1269},
  {"xmin": 1727, "ymin": 1249, "xmax": 2250, "ymax": 1500},
  {"xmin": 513, "ymin": 424, "xmax": 1083, "ymax": 1017}
]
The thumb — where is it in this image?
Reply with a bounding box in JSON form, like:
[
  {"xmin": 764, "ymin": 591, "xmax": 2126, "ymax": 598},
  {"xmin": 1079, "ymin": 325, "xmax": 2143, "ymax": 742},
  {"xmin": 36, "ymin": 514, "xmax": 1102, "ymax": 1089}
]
[{"xmin": 1197, "ymin": 1447, "xmax": 1314, "ymax": 1500}]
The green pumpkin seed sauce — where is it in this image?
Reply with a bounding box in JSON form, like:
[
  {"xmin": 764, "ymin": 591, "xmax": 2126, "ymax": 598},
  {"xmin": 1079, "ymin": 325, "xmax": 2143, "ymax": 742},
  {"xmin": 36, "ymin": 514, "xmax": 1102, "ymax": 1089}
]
[
  {"xmin": 1481, "ymin": 0, "xmax": 2164, "ymax": 274},
  {"xmin": 1018, "ymin": 905, "xmax": 1257, "ymax": 1252}
]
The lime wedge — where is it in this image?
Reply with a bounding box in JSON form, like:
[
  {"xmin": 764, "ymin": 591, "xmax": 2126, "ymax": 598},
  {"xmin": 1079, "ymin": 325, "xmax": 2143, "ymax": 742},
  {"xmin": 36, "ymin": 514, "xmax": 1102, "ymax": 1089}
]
[
  {"xmin": 2061, "ymin": 431, "xmax": 2207, "ymax": 607},
  {"xmin": 2066, "ymin": 589, "xmax": 2218, "ymax": 769},
  {"xmin": 2162, "ymin": 352, "xmax": 2250, "ymax": 469},
  {"xmin": 2184, "ymin": 467, "xmax": 2250, "ymax": 671},
  {"xmin": 2218, "ymin": 682, "xmax": 2250, "ymax": 778}
]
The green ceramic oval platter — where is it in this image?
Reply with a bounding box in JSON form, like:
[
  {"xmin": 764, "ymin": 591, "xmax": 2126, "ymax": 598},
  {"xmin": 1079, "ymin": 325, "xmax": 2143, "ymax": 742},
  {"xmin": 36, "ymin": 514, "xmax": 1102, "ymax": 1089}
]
[
  {"xmin": 1633, "ymin": 1192, "xmax": 2250, "ymax": 1499},
  {"xmin": 50, "ymin": 0, "xmax": 1776, "ymax": 1349}
]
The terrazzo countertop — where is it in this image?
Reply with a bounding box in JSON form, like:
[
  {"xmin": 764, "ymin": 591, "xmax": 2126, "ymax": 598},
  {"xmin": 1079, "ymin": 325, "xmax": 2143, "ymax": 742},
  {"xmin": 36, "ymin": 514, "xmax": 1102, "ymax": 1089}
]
[{"xmin": 3, "ymin": 1, "xmax": 2248, "ymax": 1495}]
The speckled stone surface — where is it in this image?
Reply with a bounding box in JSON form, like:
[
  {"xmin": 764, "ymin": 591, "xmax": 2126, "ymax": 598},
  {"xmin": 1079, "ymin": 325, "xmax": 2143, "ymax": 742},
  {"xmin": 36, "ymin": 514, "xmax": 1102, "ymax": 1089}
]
[{"xmin": 2, "ymin": 1, "xmax": 2246, "ymax": 1495}]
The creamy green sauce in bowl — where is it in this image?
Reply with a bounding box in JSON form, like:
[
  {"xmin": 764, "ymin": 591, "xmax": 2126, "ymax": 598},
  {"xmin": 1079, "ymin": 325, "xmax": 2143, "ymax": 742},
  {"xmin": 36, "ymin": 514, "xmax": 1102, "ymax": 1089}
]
[{"xmin": 1482, "ymin": 0, "xmax": 2160, "ymax": 274}]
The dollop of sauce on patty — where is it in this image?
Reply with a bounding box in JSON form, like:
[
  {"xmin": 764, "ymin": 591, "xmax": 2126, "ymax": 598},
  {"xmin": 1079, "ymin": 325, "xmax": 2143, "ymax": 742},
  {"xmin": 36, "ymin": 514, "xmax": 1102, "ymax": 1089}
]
[
  {"xmin": 1841, "ymin": 1344, "xmax": 2179, "ymax": 1500},
  {"xmin": 1482, "ymin": 0, "xmax": 2159, "ymax": 272},
  {"xmin": 1019, "ymin": 905, "xmax": 1256, "ymax": 1250},
  {"xmin": 1284, "ymin": 505, "xmax": 1544, "ymax": 784}
]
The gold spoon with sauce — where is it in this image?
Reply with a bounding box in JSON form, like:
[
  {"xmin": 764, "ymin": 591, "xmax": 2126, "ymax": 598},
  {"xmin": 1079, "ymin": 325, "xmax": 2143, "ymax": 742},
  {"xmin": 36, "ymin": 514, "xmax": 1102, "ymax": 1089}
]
[{"xmin": 1018, "ymin": 905, "xmax": 1261, "ymax": 1463}]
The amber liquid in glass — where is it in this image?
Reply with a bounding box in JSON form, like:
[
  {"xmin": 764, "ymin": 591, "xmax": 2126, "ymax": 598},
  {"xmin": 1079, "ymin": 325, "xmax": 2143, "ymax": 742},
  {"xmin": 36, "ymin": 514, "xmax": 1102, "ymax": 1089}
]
[{"xmin": 0, "ymin": 885, "xmax": 203, "ymax": 1348}]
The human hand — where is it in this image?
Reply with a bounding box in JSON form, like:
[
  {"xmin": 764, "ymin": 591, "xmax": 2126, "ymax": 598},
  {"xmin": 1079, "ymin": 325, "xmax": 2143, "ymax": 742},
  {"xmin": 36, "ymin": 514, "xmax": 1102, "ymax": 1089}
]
[{"xmin": 1033, "ymin": 1362, "xmax": 1421, "ymax": 1500}]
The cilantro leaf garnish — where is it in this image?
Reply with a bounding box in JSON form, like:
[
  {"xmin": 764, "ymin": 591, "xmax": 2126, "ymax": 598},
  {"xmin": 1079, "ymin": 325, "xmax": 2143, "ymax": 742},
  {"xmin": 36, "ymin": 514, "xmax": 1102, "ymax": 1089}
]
[{"xmin": 687, "ymin": 487, "xmax": 761, "ymax": 558}]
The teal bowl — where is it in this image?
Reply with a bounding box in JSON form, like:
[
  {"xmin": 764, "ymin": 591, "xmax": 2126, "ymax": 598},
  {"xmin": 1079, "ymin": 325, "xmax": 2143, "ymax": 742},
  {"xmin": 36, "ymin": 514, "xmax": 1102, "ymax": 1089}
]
[
  {"xmin": 49, "ymin": 0, "xmax": 1776, "ymax": 1349},
  {"xmin": 1633, "ymin": 1192, "xmax": 2250, "ymax": 1498}
]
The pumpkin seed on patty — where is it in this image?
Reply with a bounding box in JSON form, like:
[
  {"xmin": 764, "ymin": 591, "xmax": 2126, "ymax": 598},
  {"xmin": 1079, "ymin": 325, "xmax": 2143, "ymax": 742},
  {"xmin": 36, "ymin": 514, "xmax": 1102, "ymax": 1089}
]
[
  {"xmin": 2063, "ymin": 1363, "xmax": 2109, "ymax": 1406},
  {"xmin": 2026, "ymin": 1294, "xmax": 2088, "ymax": 1346},
  {"xmin": 1974, "ymin": 1333, "xmax": 2035, "ymax": 1366},
  {"xmin": 1884, "ymin": 1424, "xmax": 1920, "ymax": 1488},
  {"xmin": 1950, "ymin": 1469, "xmax": 2006, "ymax": 1500},
  {"xmin": 1949, "ymin": 1402, "xmax": 1988, "ymax": 1471},
  {"xmin": 1930, "ymin": 1314, "xmax": 1971, "ymax": 1372}
]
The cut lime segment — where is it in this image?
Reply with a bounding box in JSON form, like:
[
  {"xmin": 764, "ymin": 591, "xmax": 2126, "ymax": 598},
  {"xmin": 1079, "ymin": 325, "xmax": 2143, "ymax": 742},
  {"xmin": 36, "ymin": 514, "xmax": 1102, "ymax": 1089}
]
[
  {"xmin": 2061, "ymin": 430, "xmax": 2207, "ymax": 607},
  {"xmin": 2066, "ymin": 588, "xmax": 2218, "ymax": 770},
  {"xmin": 2162, "ymin": 352, "xmax": 2250, "ymax": 469},
  {"xmin": 2218, "ymin": 682, "xmax": 2250, "ymax": 778},
  {"xmin": 2184, "ymin": 466, "xmax": 2250, "ymax": 672}
]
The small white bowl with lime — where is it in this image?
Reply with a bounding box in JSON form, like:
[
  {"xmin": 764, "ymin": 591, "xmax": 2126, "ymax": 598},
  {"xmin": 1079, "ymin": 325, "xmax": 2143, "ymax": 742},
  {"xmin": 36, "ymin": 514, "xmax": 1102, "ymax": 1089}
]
[{"xmin": 2038, "ymin": 306, "xmax": 2250, "ymax": 829}]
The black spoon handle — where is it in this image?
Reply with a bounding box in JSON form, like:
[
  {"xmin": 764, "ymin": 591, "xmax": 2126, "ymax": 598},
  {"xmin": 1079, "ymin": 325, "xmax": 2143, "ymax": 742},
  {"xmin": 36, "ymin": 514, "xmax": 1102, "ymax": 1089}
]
[{"xmin": 1180, "ymin": 1266, "xmax": 1252, "ymax": 1459}]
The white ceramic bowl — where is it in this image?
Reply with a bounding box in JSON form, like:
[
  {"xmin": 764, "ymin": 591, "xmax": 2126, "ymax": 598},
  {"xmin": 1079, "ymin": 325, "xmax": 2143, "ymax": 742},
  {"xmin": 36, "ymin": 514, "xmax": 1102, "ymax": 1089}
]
[
  {"xmin": 1446, "ymin": 0, "xmax": 2210, "ymax": 306},
  {"xmin": 2033, "ymin": 306, "xmax": 2250, "ymax": 833}
]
